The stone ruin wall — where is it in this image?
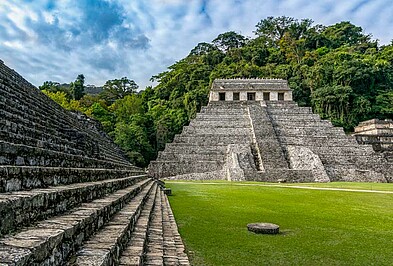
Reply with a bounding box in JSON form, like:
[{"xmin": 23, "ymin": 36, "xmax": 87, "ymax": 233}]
[
  {"xmin": 0, "ymin": 60, "xmax": 190, "ymax": 265},
  {"xmin": 353, "ymin": 119, "xmax": 393, "ymax": 162},
  {"xmin": 0, "ymin": 59, "xmax": 147, "ymax": 192}
]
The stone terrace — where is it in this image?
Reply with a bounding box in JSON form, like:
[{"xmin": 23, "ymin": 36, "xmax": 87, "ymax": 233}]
[{"xmin": 0, "ymin": 60, "xmax": 189, "ymax": 265}]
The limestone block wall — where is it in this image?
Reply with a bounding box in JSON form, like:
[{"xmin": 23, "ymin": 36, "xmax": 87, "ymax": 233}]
[
  {"xmin": 209, "ymin": 90, "xmax": 293, "ymax": 101},
  {"xmin": 0, "ymin": 60, "xmax": 190, "ymax": 265},
  {"xmin": 354, "ymin": 119, "xmax": 393, "ymax": 135},
  {"xmin": 266, "ymin": 101, "xmax": 391, "ymax": 182},
  {"xmin": 353, "ymin": 119, "xmax": 393, "ymax": 164},
  {"xmin": 209, "ymin": 78, "xmax": 293, "ymax": 102},
  {"xmin": 0, "ymin": 60, "xmax": 132, "ymax": 169}
]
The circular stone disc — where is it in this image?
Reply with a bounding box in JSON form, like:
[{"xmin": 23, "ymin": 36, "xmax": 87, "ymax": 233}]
[{"xmin": 247, "ymin": 223, "xmax": 279, "ymax": 234}]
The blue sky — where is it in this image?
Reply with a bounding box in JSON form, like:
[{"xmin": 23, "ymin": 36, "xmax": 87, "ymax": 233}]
[{"xmin": 1, "ymin": 0, "xmax": 393, "ymax": 89}]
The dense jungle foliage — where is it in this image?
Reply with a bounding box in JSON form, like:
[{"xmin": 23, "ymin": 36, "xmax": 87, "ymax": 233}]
[{"xmin": 41, "ymin": 16, "xmax": 393, "ymax": 167}]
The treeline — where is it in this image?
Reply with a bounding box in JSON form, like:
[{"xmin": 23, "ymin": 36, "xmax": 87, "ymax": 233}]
[{"xmin": 41, "ymin": 16, "xmax": 393, "ymax": 167}]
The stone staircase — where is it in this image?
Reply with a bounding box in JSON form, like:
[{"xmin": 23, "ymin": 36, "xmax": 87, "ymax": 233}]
[
  {"xmin": 0, "ymin": 60, "xmax": 190, "ymax": 265},
  {"xmin": 0, "ymin": 176, "xmax": 189, "ymax": 265}
]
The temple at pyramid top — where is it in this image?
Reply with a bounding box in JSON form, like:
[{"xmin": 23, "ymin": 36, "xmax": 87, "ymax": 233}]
[{"xmin": 209, "ymin": 78, "xmax": 293, "ymax": 102}]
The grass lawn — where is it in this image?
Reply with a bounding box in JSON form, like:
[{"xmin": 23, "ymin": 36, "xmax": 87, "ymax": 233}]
[{"xmin": 166, "ymin": 181, "xmax": 393, "ymax": 266}]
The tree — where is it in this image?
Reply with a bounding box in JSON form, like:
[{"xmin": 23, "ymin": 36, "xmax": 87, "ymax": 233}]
[
  {"xmin": 100, "ymin": 77, "xmax": 138, "ymax": 104},
  {"xmin": 39, "ymin": 81, "xmax": 72, "ymax": 98},
  {"xmin": 311, "ymin": 85, "xmax": 353, "ymax": 127},
  {"xmin": 321, "ymin": 21, "xmax": 372, "ymax": 49},
  {"xmin": 376, "ymin": 91, "xmax": 393, "ymax": 118},
  {"xmin": 189, "ymin": 42, "xmax": 217, "ymax": 56},
  {"xmin": 42, "ymin": 90, "xmax": 82, "ymax": 111},
  {"xmin": 114, "ymin": 115, "xmax": 156, "ymax": 167},
  {"xmin": 39, "ymin": 81, "xmax": 60, "ymax": 92},
  {"xmin": 70, "ymin": 74, "xmax": 85, "ymax": 100},
  {"xmin": 212, "ymin": 31, "xmax": 247, "ymax": 52},
  {"xmin": 112, "ymin": 94, "xmax": 144, "ymax": 123},
  {"xmin": 255, "ymin": 16, "xmax": 313, "ymax": 44}
]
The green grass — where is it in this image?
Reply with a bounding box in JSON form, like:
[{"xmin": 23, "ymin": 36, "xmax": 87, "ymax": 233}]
[{"xmin": 166, "ymin": 181, "xmax": 393, "ymax": 266}]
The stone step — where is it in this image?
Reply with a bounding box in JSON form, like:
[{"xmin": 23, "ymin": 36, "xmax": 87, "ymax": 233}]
[
  {"xmin": 144, "ymin": 186, "xmax": 164, "ymax": 266},
  {"xmin": 157, "ymin": 151, "xmax": 226, "ymax": 161},
  {"xmin": 0, "ymin": 140, "xmax": 132, "ymax": 169},
  {"xmin": 204, "ymin": 102, "xmax": 249, "ymax": 109},
  {"xmin": 275, "ymin": 130, "xmax": 347, "ymax": 138},
  {"xmin": 195, "ymin": 114, "xmax": 248, "ymax": 120},
  {"xmin": 182, "ymin": 126, "xmax": 252, "ymax": 135},
  {"xmin": 189, "ymin": 120, "xmax": 250, "ymax": 128},
  {"xmin": 325, "ymin": 167, "xmax": 388, "ymax": 182},
  {"xmin": 164, "ymin": 143, "xmax": 228, "ymax": 153},
  {"xmin": 160, "ymin": 189, "xmax": 177, "ymax": 266},
  {"xmin": 0, "ymin": 179, "xmax": 153, "ymax": 265},
  {"xmin": 0, "ymin": 175, "xmax": 147, "ymax": 237},
  {"xmin": 161, "ymin": 190, "xmax": 190, "ymax": 265},
  {"xmin": 69, "ymin": 183, "xmax": 157, "ymax": 265},
  {"xmin": 308, "ymin": 145, "xmax": 376, "ymax": 156},
  {"xmin": 0, "ymin": 165, "xmax": 144, "ymax": 193},
  {"xmin": 267, "ymin": 107, "xmax": 313, "ymax": 114},
  {"xmin": 275, "ymin": 126, "xmax": 345, "ymax": 135},
  {"xmin": 269, "ymin": 114, "xmax": 322, "ymax": 120},
  {"xmin": 0, "ymin": 145, "xmax": 108, "ymax": 169},
  {"xmin": 192, "ymin": 119, "xmax": 249, "ymax": 125},
  {"xmin": 278, "ymin": 136, "xmax": 359, "ymax": 146},
  {"xmin": 173, "ymin": 135, "xmax": 252, "ymax": 145},
  {"xmin": 118, "ymin": 186, "xmax": 160, "ymax": 266},
  {"xmin": 0, "ymin": 128, "xmax": 84, "ymax": 157},
  {"xmin": 1, "ymin": 101, "xmax": 130, "ymax": 163},
  {"xmin": 272, "ymin": 120, "xmax": 333, "ymax": 126},
  {"xmin": 148, "ymin": 161, "xmax": 223, "ymax": 178},
  {"xmin": 0, "ymin": 88, "xmax": 68, "ymax": 129},
  {"xmin": 272, "ymin": 122, "xmax": 335, "ymax": 130},
  {"xmin": 200, "ymin": 110, "xmax": 248, "ymax": 115},
  {"xmin": 266, "ymin": 101, "xmax": 299, "ymax": 106},
  {"xmin": 319, "ymin": 154, "xmax": 386, "ymax": 167}
]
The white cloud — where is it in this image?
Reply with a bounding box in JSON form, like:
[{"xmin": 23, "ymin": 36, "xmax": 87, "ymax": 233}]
[{"xmin": 1, "ymin": 0, "xmax": 393, "ymax": 89}]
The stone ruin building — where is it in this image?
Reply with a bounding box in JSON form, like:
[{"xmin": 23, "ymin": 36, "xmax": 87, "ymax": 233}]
[
  {"xmin": 0, "ymin": 60, "xmax": 189, "ymax": 265},
  {"xmin": 353, "ymin": 119, "xmax": 393, "ymax": 156},
  {"xmin": 149, "ymin": 78, "xmax": 393, "ymax": 183}
]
